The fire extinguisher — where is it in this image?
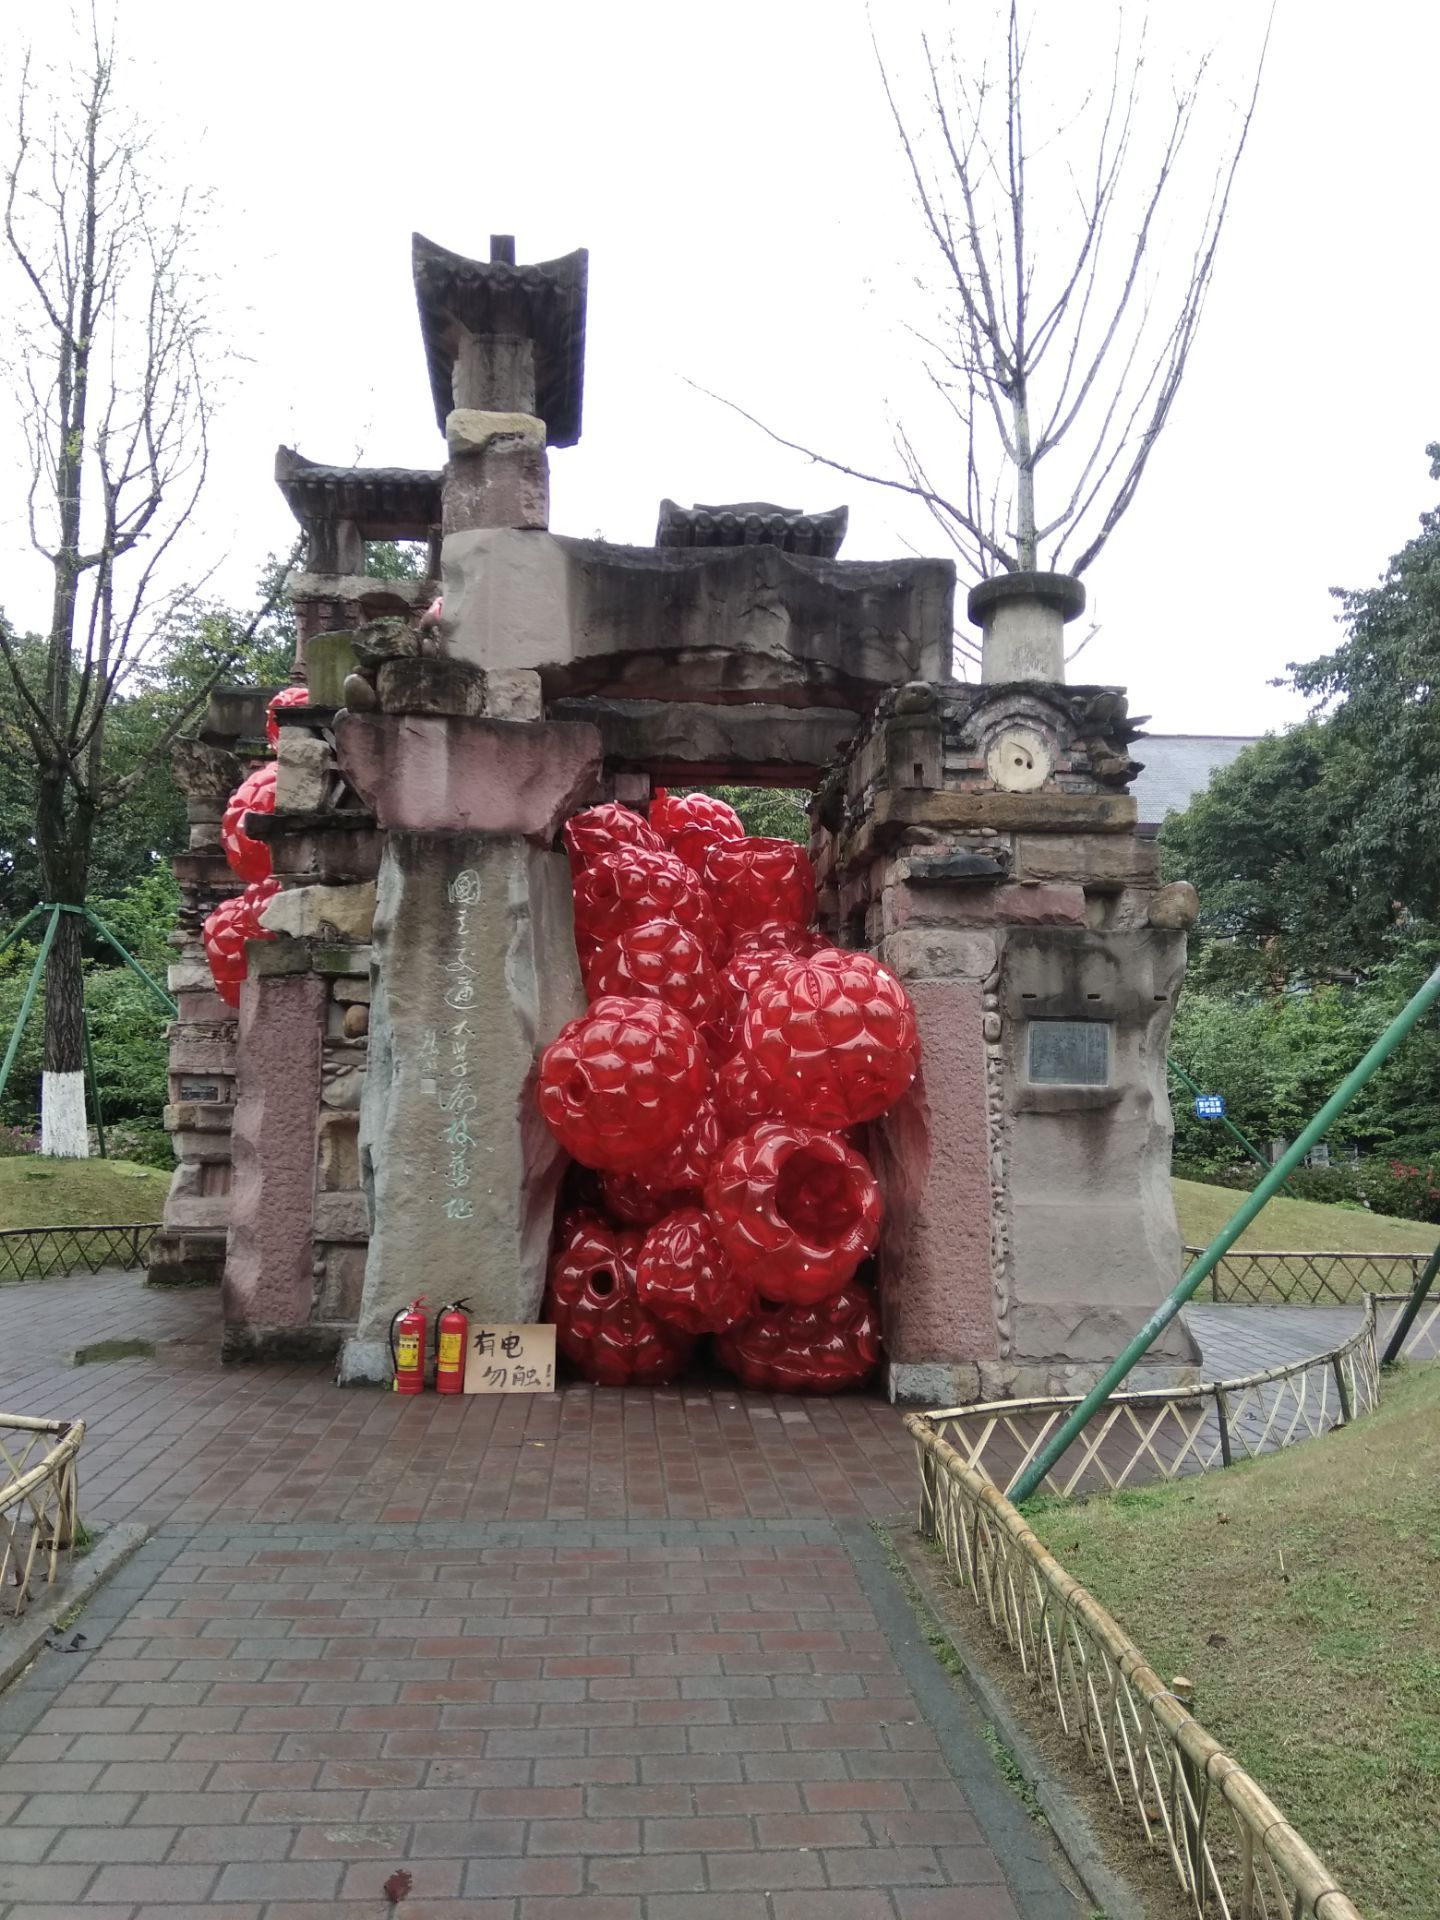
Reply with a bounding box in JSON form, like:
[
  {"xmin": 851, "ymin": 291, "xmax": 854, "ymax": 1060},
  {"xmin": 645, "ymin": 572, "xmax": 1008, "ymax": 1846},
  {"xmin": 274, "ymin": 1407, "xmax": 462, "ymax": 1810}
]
[
  {"xmin": 435, "ymin": 1298, "xmax": 471, "ymax": 1395},
  {"xmin": 389, "ymin": 1298, "xmax": 428, "ymax": 1394}
]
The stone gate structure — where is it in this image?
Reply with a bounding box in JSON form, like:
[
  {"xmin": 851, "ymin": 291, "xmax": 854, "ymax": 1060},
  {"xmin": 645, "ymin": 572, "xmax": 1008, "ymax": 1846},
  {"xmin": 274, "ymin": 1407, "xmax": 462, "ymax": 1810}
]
[{"xmin": 149, "ymin": 231, "xmax": 1198, "ymax": 1401}]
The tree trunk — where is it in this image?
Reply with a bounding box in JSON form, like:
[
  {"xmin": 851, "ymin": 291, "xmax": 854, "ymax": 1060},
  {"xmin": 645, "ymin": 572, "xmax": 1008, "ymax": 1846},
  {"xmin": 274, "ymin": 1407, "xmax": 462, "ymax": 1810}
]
[{"xmin": 35, "ymin": 764, "xmax": 94, "ymax": 1159}]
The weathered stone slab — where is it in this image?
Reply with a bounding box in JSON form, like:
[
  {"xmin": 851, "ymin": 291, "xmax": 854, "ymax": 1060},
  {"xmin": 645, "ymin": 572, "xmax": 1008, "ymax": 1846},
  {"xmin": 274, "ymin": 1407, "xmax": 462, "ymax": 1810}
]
[
  {"xmin": 877, "ymin": 929, "xmax": 998, "ymax": 981},
  {"xmin": 1149, "ymin": 879, "xmax": 1200, "ymax": 928},
  {"xmin": 883, "ymin": 880, "xmax": 1087, "ymax": 932},
  {"xmin": 548, "ymin": 697, "xmax": 857, "ymax": 783},
  {"xmin": 260, "ymin": 881, "xmax": 377, "ymax": 943},
  {"xmin": 377, "ymin": 657, "xmax": 487, "ymax": 718},
  {"xmin": 998, "ymin": 928, "xmax": 1197, "ymax": 1375},
  {"xmin": 845, "ymin": 789, "xmax": 1138, "ymax": 863},
  {"xmin": 1012, "ymin": 833, "xmax": 1160, "ymax": 889},
  {"xmin": 335, "ymin": 713, "xmax": 602, "ymax": 841},
  {"xmin": 341, "ymin": 832, "xmax": 584, "ymax": 1383},
  {"xmin": 441, "ymin": 528, "xmax": 954, "ymax": 708},
  {"xmin": 223, "ymin": 973, "xmax": 325, "ymax": 1352},
  {"xmin": 275, "ymin": 733, "xmax": 334, "ymax": 812}
]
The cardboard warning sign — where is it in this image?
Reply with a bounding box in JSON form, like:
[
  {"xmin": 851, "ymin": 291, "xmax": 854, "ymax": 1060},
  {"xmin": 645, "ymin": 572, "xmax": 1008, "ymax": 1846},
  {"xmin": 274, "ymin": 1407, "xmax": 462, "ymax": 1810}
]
[{"xmin": 462, "ymin": 1322, "xmax": 557, "ymax": 1394}]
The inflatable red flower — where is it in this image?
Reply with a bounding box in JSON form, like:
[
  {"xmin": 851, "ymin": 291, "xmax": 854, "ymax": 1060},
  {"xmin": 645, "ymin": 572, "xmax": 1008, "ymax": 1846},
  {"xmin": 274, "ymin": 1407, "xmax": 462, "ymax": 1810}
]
[
  {"xmin": 201, "ymin": 877, "xmax": 280, "ymax": 1009},
  {"xmin": 637, "ymin": 1208, "xmax": 753, "ymax": 1334},
  {"xmin": 714, "ymin": 1051, "xmax": 780, "ymax": 1137},
  {"xmin": 649, "ymin": 791, "xmax": 745, "ymax": 876},
  {"xmin": 741, "ymin": 948, "xmax": 920, "ymax": 1128},
  {"xmin": 716, "ymin": 1283, "xmax": 880, "ymax": 1394},
  {"xmin": 581, "ymin": 918, "xmax": 725, "ymax": 1032},
  {"xmin": 704, "ymin": 837, "xmax": 816, "ymax": 937},
  {"xmin": 600, "ymin": 1170, "xmax": 699, "ymax": 1227},
  {"xmin": 221, "ymin": 763, "xmax": 277, "ymax": 884},
  {"xmin": 265, "ymin": 685, "xmax": 309, "ymax": 748},
  {"xmin": 572, "ymin": 848, "xmax": 723, "ymax": 959},
  {"xmin": 537, "ymin": 996, "xmax": 708, "ymax": 1172},
  {"xmin": 705, "ymin": 1121, "xmax": 882, "ymax": 1305},
  {"xmin": 544, "ymin": 1212, "xmax": 694, "ymax": 1386},
  {"xmin": 563, "ymin": 803, "xmax": 665, "ymax": 874}
]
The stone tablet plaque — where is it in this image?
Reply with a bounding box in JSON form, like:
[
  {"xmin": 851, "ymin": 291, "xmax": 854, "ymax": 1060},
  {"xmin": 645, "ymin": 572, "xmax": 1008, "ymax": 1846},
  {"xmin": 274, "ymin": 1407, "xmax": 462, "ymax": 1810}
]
[
  {"xmin": 463, "ymin": 1322, "xmax": 557, "ymax": 1394},
  {"xmin": 1026, "ymin": 1019, "xmax": 1110, "ymax": 1087},
  {"xmin": 179, "ymin": 1080, "xmax": 221, "ymax": 1103}
]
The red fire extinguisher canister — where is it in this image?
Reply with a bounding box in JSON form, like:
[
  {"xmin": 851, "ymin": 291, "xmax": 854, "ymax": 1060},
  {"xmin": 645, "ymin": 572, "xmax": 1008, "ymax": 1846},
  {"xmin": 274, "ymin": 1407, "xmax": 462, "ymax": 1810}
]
[
  {"xmin": 389, "ymin": 1298, "xmax": 428, "ymax": 1394},
  {"xmin": 435, "ymin": 1299, "xmax": 471, "ymax": 1395}
]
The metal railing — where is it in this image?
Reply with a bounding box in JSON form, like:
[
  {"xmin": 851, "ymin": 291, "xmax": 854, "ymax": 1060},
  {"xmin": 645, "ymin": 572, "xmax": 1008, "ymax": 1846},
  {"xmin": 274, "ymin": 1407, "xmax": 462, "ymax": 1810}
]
[
  {"xmin": 0, "ymin": 1223, "xmax": 159, "ymax": 1283},
  {"xmin": 908, "ymin": 1416, "xmax": 1363, "ymax": 1919},
  {"xmin": 1192, "ymin": 1245, "xmax": 1429, "ymax": 1304},
  {"xmin": 0, "ymin": 1414, "xmax": 85, "ymax": 1614}
]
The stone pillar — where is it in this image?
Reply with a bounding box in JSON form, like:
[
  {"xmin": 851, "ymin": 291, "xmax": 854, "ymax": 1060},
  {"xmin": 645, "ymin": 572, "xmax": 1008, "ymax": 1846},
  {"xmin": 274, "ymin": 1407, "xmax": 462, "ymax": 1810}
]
[
  {"xmin": 222, "ymin": 963, "xmax": 326, "ymax": 1359},
  {"xmin": 339, "ymin": 833, "xmax": 585, "ymax": 1383},
  {"xmin": 823, "ymin": 676, "xmax": 1200, "ymax": 1401},
  {"xmin": 970, "ymin": 572, "xmax": 1086, "ymax": 684}
]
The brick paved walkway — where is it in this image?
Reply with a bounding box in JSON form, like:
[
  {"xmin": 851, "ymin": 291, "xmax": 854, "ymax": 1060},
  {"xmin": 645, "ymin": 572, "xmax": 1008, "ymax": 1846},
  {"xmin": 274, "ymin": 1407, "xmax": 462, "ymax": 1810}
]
[{"xmin": 0, "ymin": 1274, "xmax": 1085, "ymax": 1918}]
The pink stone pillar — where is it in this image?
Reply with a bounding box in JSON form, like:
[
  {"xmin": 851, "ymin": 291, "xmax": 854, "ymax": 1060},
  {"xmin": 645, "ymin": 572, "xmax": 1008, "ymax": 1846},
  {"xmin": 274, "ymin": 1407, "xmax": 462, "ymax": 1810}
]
[
  {"xmin": 223, "ymin": 969, "xmax": 325, "ymax": 1360},
  {"xmin": 872, "ymin": 978, "xmax": 997, "ymax": 1402}
]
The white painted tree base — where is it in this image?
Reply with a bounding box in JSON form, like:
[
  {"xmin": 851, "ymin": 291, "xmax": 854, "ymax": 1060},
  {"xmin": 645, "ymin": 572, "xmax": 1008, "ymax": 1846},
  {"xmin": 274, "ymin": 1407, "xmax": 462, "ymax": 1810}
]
[{"xmin": 41, "ymin": 1071, "xmax": 89, "ymax": 1158}]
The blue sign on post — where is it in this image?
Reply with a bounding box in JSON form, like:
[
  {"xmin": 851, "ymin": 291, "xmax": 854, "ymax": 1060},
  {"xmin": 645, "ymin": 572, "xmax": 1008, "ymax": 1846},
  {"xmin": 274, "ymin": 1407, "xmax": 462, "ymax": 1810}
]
[{"xmin": 1193, "ymin": 1094, "xmax": 1226, "ymax": 1120}]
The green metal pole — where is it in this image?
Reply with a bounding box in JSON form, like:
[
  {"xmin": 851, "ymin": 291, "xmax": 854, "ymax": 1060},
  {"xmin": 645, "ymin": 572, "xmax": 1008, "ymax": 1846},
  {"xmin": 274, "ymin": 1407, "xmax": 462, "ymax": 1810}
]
[
  {"xmin": 1381, "ymin": 1239, "xmax": 1440, "ymax": 1367},
  {"xmin": 1167, "ymin": 1056, "xmax": 1277, "ymax": 1178},
  {"xmin": 81, "ymin": 1002, "xmax": 107, "ymax": 1160},
  {"xmin": 0, "ymin": 907, "xmax": 62, "ymax": 1109},
  {"xmin": 1008, "ymin": 961, "xmax": 1440, "ymax": 1504},
  {"xmin": 78, "ymin": 907, "xmax": 177, "ymax": 1017},
  {"xmin": 0, "ymin": 904, "xmax": 50, "ymax": 963}
]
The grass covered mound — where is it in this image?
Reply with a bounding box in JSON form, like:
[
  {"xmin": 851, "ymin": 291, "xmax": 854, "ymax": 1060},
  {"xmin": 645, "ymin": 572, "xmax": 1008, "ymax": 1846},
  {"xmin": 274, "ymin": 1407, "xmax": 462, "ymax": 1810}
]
[
  {"xmin": 1032, "ymin": 1362, "xmax": 1440, "ymax": 1920},
  {"xmin": 0, "ymin": 1157, "xmax": 169, "ymax": 1232}
]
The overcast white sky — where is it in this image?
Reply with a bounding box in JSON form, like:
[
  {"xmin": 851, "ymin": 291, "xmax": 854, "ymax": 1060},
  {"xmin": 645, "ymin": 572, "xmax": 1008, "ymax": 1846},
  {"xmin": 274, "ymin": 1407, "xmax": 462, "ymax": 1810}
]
[{"xmin": 4, "ymin": 0, "xmax": 1439, "ymax": 736}]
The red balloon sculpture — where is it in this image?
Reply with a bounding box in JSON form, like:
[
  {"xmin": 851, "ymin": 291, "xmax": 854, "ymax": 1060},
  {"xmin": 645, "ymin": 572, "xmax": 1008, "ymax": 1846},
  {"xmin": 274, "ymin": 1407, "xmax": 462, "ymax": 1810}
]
[
  {"xmin": 637, "ymin": 1208, "xmax": 753, "ymax": 1334},
  {"xmin": 265, "ymin": 685, "xmax": 309, "ymax": 748},
  {"xmin": 649, "ymin": 791, "xmax": 745, "ymax": 876},
  {"xmin": 221, "ymin": 764, "xmax": 277, "ymax": 884},
  {"xmin": 716, "ymin": 1283, "xmax": 880, "ymax": 1394},
  {"xmin": 652, "ymin": 1096, "xmax": 724, "ymax": 1191},
  {"xmin": 545, "ymin": 1213, "xmax": 695, "ymax": 1386},
  {"xmin": 563, "ymin": 802, "xmax": 665, "ymax": 874},
  {"xmin": 581, "ymin": 918, "xmax": 725, "ymax": 1033},
  {"xmin": 704, "ymin": 837, "xmax": 816, "ymax": 937},
  {"xmin": 572, "ymin": 848, "xmax": 723, "ymax": 960},
  {"xmin": 714, "ymin": 1051, "xmax": 780, "ymax": 1138},
  {"xmin": 202, "ymin": 877, "xmax": 280, "ymax": 1009},
  {"xmin": 537, "ymin": 996, "xmax": 708, "ymax": 1173},
  {"xmin": 706, "ymin": 1121, "xmax": 882, "ymax": 1305},
  {"xmin": 600, "ymin": 1169, "xmax": 698, "ymax": 1227},
  {"xmin": 742, "ymin": 948, "xmax": 920, "ymax": 1129}
]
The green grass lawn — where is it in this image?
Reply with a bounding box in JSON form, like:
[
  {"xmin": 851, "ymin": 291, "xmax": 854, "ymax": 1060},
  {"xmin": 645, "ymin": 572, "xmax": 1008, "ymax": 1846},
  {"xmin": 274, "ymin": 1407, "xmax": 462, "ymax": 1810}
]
[
  {"xmin": 1032, "ymin": 1360, "xmax": 1440, "ymax": 1920},
  {"xmin": 1172, "ymin": 1177, "xmax": 1432, "ymax": 1256},
  {"xmin": 0, "ymin": 1157, "xmax": 169, "ymax": 1232}
]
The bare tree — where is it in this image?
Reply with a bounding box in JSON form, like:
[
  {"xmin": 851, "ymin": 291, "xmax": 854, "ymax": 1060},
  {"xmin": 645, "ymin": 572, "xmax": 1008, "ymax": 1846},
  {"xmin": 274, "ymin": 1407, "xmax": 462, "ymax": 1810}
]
[
  {"xmin": 0, "ymin": 22, "xmax": 266, "ymax": 1155},
  {"xmin": 720, "ymin": 3, "xmax": 1270, "ymax": 600}
]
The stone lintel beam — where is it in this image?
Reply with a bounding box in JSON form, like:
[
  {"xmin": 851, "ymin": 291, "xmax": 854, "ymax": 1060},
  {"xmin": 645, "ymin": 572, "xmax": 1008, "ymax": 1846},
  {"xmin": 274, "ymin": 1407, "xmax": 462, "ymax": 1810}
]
[
  {"xmin": 334, "ymin": 712, "xmax": 602, "ymax": 841},
  {"xmin": 287, "ymin": 572, "xmax": 434, "ymax": 608},
  {"xmin": 842, "ymin": 788, "xmax": 1138, "ymax": 865},
  {"xmin": 198, "ymin": 686, "xmax": 279, "ymax": 748},
  {"xmin": 546, "ymin": 697, "xmax": 857, "ymax": 785},
  {"xmin": 442, "ymin": 528, "xmax": 955, "ymax": 709}
]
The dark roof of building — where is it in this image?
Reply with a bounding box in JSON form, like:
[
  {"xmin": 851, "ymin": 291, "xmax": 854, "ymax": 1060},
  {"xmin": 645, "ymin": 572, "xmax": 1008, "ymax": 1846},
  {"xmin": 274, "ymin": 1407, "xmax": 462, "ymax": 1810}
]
[
  {"xmin": 412, "ymin": 233, "xmax": 588, "ymax": 445},
  {"xmin": 274, "ymin": 448, "xmax": 441, "ymax": 538},
  {"xmin": 1131, "ymin": 734, "xmax": 1257, "ymax": 832},
  {"xmin": 655, "ymin": 500, "xmax": 848, "ymax": 558}
]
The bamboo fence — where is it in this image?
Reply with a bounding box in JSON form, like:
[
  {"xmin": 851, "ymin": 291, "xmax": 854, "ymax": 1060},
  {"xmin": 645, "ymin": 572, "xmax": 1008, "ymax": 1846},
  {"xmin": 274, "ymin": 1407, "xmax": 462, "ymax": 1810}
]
[
  {"xmin": 908, "ymin": 1416, "xmax": 1365, "ymax": 1919},
  {"xmin": 0, "ymin": 1414, "xmax": 85, "ymax": 1614},
  {"xmin": 1190, "ymin": 1245, "xmax": 1428, "ymax": 1305}
]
